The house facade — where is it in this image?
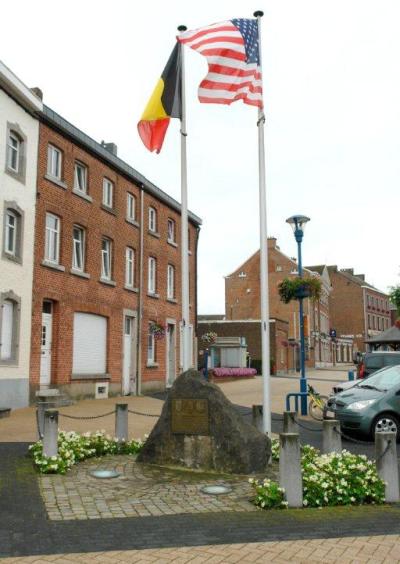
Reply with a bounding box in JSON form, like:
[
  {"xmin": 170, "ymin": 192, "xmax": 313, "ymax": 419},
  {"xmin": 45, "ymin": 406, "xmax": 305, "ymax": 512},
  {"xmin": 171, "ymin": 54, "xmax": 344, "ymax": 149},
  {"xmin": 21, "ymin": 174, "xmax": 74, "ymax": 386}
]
[
  {"xmin": 29, "ymin": 105, "xmax": 201, "ymax": 400},
  {"xmin": 225, "ymin": 238, "xmax": 341, "ymax": 369},
  {"xmin": 328, "ymin": 267, "xmax": 391, "ymax": 353},
  {"xmin": 0, "ymin": 62, "xmax": 42, "ymax": 407}
]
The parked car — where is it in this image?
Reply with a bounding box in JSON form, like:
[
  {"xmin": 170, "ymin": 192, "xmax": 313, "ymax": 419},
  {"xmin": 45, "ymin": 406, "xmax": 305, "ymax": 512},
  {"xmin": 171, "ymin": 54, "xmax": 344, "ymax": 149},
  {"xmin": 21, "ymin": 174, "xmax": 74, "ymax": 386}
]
[
  {"xmin": 326, "ymin": 364, "xmax": 400, "ymax": 439},
  {"xmin": 357, "ymin": 351, "xmax": 400, "ymax": 379}
]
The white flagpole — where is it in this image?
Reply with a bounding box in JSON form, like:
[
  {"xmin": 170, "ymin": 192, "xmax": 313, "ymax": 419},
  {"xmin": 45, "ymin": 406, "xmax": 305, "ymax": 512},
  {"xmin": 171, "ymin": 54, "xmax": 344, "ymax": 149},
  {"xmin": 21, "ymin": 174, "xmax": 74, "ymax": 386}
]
[
  {"xmin": 177, "ymin": 25, "xmax": 191, "ymax": 372},
  {"xmin": 254, "ymin": 10, "xmax": 271, "ymax": 434}
]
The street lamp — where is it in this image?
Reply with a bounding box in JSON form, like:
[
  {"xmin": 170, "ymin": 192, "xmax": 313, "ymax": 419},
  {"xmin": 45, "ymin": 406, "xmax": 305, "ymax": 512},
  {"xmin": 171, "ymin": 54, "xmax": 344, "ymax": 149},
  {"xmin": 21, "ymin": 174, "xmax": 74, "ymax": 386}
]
[{"xmin": 286, "ymin": 214, "xmax": 310, "ymax": 415}]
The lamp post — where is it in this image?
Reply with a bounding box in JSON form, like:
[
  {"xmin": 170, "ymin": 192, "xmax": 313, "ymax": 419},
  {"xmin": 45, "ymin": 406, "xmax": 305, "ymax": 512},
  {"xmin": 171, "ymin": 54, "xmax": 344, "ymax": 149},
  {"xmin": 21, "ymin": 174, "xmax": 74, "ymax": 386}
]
[{"xmin": 286, "ymin": 215, "xmax": 310, "ymax": 415}]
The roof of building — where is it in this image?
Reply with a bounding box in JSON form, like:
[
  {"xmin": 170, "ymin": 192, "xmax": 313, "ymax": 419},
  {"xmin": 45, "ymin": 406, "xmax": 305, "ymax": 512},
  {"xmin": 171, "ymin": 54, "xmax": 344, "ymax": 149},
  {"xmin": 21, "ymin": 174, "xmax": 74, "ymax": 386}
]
[
  {"xmin": 40, "ymin": 105, "xmax": 202, "ymax": 226},
  {"xmin": 327, "ymin": 265, "xmax": 385, "ymax": 294},
  {"xmin": 0, "ymin": 60, "xmax": 43, "ymax": 113},
  {"xmin": 365, "ymin": 325, "xmax": 400, "ymax": 344}
]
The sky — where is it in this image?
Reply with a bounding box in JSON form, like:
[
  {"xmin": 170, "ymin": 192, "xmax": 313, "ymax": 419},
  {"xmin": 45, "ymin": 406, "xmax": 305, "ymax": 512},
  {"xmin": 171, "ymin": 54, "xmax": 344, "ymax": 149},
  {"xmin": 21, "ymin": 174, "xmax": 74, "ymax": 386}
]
[{"xmin": 2, "ymin": 0, "xmax": 399, "ymax": 313}]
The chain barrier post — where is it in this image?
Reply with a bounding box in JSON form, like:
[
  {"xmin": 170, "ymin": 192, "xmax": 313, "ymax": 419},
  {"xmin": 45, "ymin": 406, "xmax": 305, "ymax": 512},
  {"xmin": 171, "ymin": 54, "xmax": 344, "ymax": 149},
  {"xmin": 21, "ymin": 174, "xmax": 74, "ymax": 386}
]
[
  {"xmin": 43, "ymin": 409, "xmax": 59, "ymax": 458},
  {"xmin": 322, "ymin": 420, "xmax": 342, "ymax": 454},
  {"xmin": 375, "ymin": 430, "xmax": 399, "ymax": 502},
  {"xmin": 283, "ymin": 411, "xmax": 298, "ymax": 434},
  {"xmin": 279, "ymin": 432, "xmax": 303, "ymax": 508},
  {"xmin": 115, "ymin": 403, "xmax": 128, "ymax": 442},
  {"xmin": 252, "ymin": 405, "xmax": 263, "ymax": 432}
]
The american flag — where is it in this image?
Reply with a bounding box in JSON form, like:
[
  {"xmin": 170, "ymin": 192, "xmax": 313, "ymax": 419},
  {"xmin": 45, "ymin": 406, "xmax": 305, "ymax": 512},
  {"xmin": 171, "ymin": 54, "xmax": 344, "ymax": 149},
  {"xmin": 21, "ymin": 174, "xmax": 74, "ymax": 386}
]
[{"xmin": 178, "ymin": 19, "xmax": 263, "ymax": 108}]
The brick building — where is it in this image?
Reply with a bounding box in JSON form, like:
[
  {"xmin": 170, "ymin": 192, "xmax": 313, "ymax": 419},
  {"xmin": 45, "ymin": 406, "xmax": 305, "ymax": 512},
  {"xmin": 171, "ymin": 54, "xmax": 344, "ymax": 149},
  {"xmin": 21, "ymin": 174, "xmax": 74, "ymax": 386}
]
[
  {"xmin": 197, "ymin": 317, "xmax": 289, "ymax": 374},
  {"xmin": 30, "ymin": 105, "xmax": 201, "ymax": 400},
  {"xmin": 0, "ymin": 62, "xmax": 42, "ymax": 408},
  {"xmin": 225, "ymin": 237, "xmax": 333, "ymax": 368},
  {"xmin": 328, "ymin": 267, "xmax": 391, "ymax": 353}
]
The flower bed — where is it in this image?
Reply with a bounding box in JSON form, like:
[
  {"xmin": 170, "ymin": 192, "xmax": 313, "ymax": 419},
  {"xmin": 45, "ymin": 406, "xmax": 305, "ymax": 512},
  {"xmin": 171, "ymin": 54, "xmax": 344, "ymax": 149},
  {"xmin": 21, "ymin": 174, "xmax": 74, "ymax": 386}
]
[
  {"xmin": 210, "ymin": 367, "xmax": 257, "ymax": 379},
  {"xmin": 250, "ymin": 439, "xmax": 385, "ymax": 509},
  {"xmin": 29, "ymin": 430, "xmax": 144, "ymax": 474}
]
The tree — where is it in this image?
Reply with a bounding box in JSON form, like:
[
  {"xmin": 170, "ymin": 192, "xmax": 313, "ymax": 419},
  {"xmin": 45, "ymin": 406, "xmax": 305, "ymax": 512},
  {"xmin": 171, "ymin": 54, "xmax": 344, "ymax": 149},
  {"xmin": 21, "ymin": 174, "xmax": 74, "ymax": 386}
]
[{"xmin": 389, "ymin": 285, "xmax": 400, "ymax": 316}]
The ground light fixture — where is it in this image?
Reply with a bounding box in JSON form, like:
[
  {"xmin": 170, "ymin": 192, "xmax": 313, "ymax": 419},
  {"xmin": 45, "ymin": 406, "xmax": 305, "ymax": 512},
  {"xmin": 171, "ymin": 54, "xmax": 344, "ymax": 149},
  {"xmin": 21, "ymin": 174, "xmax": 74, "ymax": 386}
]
[
  {"xmin": 286, "ymin": 214, "xmax": 311, "ymax": 415},
  {"xmin": 90, "ymin": 469, "xmax": 121, "ymax": 479},
  {"xmin": 200, "ymin": 484, "xmax": 233, "ymax": 495}
]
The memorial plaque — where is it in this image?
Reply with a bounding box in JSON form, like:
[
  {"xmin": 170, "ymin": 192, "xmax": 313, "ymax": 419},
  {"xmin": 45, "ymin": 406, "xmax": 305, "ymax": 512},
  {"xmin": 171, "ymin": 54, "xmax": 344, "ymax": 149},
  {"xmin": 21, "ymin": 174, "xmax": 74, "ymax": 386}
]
[{"xmin": 171, "ymin": 398, "xmax": 209, "ymax": 435}]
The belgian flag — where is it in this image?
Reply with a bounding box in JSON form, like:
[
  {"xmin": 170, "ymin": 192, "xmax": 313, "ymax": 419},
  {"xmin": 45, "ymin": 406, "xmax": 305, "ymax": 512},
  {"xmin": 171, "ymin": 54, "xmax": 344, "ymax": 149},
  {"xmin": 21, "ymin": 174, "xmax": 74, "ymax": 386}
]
[{"xmin": 138, "ymin": 43, "xmax": 182, "ymax": 153}]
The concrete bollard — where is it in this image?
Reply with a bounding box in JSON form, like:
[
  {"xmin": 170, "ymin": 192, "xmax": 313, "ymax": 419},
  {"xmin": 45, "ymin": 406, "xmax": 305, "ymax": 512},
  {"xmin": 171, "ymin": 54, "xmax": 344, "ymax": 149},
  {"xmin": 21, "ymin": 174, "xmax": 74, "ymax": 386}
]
[
  {"xmin": 279, "ymin": 433, "xmax": 303, "ymax": 508},
  {"xmin": 322, "ymin": 419, "xmax": 342, "ymax": 454},
  {"xmin": 115, "ymin": 403, "xmax": 128, "ymax": 442},
  {"xmin": 348, "ymin": 371, "xmax": 355, "ymax": 381},
  {"xmin": 283, "ymin": 411, "xmax": 298, "ymax": 434},
  {"xmin": 252, "ymin": 405, "xmax": 263, "ymax": 433},
  {"xmin": 43, "ymin": 409, "xmax": 59, "ymax": 458},
  {"xmin": 375, "ymin": 431, "xmax": 399, "ymax": 502}
]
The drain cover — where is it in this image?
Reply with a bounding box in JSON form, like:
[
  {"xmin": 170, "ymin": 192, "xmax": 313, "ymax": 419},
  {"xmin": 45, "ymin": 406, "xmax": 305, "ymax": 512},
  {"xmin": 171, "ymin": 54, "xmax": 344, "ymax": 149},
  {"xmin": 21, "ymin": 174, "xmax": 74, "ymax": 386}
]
[
  {"xmin": 90, "ymin": 469, "xmax": 120, "ymax": 479},
  {"xmin": 200, "ymin": 484, "xmax": 232, "ymax": 495}
]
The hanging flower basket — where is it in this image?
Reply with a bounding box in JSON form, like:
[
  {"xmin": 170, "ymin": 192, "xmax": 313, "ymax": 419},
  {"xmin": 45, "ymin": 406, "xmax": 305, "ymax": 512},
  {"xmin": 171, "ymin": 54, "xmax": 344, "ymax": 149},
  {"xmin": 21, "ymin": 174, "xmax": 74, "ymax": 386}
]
[
  {"xmin": 278, "ymin": 277, "xmax": 322, "ymax": 304},
  {"xmin": 149, "ymin": 322, "xmax": 166, "ymax": 340},
  {"xmin": 201, "ymin": 331, "xmax": 217, "ymax": 345}
]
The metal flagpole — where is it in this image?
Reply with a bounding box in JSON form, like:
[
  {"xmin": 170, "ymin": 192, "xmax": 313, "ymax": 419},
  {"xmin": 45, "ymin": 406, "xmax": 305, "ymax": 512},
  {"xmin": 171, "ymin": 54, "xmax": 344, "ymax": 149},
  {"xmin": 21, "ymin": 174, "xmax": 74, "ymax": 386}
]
[
  {"xmin": 177, "ymin": 25, "xmax": 191, "ymax": 372},
  {"xmin": 254, "ymin": 10, "xmax": 271, "ymax": 434}
]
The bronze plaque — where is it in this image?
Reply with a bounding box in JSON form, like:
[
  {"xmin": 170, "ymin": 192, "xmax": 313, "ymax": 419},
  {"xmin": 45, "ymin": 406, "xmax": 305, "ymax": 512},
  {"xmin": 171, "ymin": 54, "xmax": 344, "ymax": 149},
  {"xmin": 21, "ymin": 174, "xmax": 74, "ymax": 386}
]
[{"xmin": 171, "ymin": 399, "xmax": 209, "ymax": 435}]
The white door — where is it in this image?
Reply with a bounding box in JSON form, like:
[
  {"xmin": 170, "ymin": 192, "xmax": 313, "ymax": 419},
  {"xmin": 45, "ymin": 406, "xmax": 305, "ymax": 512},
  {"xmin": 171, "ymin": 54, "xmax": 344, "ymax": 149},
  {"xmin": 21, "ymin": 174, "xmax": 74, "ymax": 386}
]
[
  {"xmin": 40, "ymin": 308, "xmax": 52, "ymax": 387},
  {"xmin": 166, "ymin": 323, "xmax": 176, "ymax": 387},
  {"xmin": 123, "ymin": 316, "xmax": 136, "ymax": 395}
]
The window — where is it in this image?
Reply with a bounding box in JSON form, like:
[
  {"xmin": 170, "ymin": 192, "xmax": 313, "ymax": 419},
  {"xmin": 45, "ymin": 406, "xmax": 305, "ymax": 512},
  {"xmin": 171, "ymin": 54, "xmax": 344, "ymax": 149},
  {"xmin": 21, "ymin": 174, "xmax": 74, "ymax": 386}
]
[
  {"xmin": 72, "ymin": 313, "xmax": 107, "ymax": 375},
  {"xmin": 167, "ymin": 264, "xmax": 175, "ymax": 299},
  {"xmin": 72, "ymin": 226, "xmax": 85, "ymax": 271},
  {"xmin": 0, "ymin": 292, "xmax": 20, "ymax": 364},
  {"xmin": 167, "ymin": 219, "xmax": 176, "ymax": 242},
  {"xmin": 148, "ymin": 207, "xmax": 157, "ymax": 232},
  {"xmin": 102, "ymin": 178, "xmax": 114, "ymax": 208},
  {"xmin": 147, "ymin": 322, "xmax": 155, "ymax": 364},
  {"xmin": 148, "ymin": 257, "xmax": 157, "ymax": 294},
  {"xmin": 127, "ymin": 193, "xmax": 136, "ymax": 221},
  {"xmin": 47, "ymin": 145, "xmax": 62, "ymax": 179},
  {"xmin": 7, "ymin": 132, "xmax": 20, "ymax": 172},
  {"xmin": 74, "ymin": 162, "xmax": 87, "ymax": 193},
  {"xmin": 101, "ymin": 238, "xmax": 112, "ymax": 280},
  {"xmin": 125, "ymin": 247, "xmax": 135, "ymax": 287},
  {"xmin": 45, "ymin": 213, "xmax": 60, "ymax": 264},
  {"xmin": 4, "ymin": 210, "xmax": 17, "ymax": 256}
]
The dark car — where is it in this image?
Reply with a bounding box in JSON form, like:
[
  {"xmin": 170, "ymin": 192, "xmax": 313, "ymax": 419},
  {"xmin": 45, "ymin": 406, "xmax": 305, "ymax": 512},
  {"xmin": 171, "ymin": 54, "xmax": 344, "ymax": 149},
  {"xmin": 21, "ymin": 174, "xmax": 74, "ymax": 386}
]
[
  {"xmin": 357, "ymin": 351, "xmax": 400, "ymax": 378},
  {"xmin": 326, "ymin": 364, "xmax": 400, "ymax": 439}
]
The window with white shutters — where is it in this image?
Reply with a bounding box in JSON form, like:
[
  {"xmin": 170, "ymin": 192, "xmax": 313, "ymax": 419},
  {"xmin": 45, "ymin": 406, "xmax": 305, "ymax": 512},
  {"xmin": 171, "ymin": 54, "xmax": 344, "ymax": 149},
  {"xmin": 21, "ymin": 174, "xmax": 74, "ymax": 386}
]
[
  {"xmin": 45, "ymin": 213, "xmax": 60, "ymax": 264},
  {"xmin": 148, "ymin": 257, "xmax": 156, "ymax": 294},
  {"xmin": 167, "ymin": 264, "xmax": 175, "ymax": 299},
  {"xmin": 125, "ymin": 247, "xmax": 135, "ymax": 287},
  {"xmin": 0, "ymin": 300, "xmax": 13, "ymax": 360},
  {"xmin": 72, "ymin": 313, "xmax": 107, "ymax": 375}
]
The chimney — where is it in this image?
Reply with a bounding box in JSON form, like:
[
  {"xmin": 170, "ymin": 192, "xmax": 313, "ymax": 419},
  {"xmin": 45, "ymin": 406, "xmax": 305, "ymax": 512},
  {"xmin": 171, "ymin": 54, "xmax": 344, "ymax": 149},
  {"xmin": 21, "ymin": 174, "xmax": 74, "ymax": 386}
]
[
  {"xmin": 30, "ymin": 87, "xmax": 43, "ymax": 100},
  {"xmin": 355, "ymin": 274, "xmax": 365, "ymax": 281},
  {"xmin": 341, "ymin": 268, "xmax": 354, "ymax": 275},
  {"xmin": 267, "ymin": 237, "xmax": 277, "ymax": 248},
  {"xmin": 101, "ymin": 141, "xmax": 118, "ymax": 156}
]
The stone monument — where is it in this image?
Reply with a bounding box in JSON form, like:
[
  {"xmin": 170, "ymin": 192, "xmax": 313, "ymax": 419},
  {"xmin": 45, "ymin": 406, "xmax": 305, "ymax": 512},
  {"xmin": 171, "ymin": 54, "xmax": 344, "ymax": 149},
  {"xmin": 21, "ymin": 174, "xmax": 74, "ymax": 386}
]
[{"xmin": 138, "ymin": 369, "xmax": 271, "ymax": 474}]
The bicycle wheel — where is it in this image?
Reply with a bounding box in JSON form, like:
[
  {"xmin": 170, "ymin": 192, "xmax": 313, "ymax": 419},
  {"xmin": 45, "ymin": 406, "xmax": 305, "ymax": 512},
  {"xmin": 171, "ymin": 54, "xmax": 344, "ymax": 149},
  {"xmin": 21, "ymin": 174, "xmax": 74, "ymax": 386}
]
[{"xmin": 309, "ymin": 396, "xmax": 328, "ymax": 421}]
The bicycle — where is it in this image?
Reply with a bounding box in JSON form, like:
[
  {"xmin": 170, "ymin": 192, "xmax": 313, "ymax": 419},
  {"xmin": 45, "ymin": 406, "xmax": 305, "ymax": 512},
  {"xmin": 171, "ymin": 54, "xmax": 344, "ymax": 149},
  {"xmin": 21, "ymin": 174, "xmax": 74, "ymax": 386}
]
[{"xmin": 308, "ymin": 384, "xmax": 329, "ymax": 421}]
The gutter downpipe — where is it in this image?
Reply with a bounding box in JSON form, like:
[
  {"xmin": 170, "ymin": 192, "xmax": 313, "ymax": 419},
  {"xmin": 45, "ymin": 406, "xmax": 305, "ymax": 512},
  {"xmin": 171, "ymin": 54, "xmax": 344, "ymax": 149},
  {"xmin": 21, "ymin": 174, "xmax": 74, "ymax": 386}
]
[
  {"xmin": 194, "ymin": 224, "xmax": 201, "ymax": 368},
  {"xmin": 136, "ymin": 186, "xmax": 145, "ymax": 395}
]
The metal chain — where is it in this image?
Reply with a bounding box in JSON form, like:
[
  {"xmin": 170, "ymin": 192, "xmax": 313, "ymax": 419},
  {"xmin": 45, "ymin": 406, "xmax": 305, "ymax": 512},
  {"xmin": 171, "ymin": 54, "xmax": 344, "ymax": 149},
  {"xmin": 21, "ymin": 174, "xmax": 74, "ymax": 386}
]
[
  {"xmin": 375, "ymin": 440, "xmax": 392, "ymax": 463},
  {"xmin": 58, "ymin": 410, "xmax": 116, "ymax": 420},
  {"xmin": 333, "ymin": 426, "xmax": 375, "ymax": 445},
  {"xmin": 127, "ymin": 409, "xmax": 159, "ymax": 418},
  {"xmin": 296, "ymin": 419, "xmax": 323, "ymax": 432},
  {"xmin": 272, "ymin": 415, "xmax": 284, "ymax": 421}
]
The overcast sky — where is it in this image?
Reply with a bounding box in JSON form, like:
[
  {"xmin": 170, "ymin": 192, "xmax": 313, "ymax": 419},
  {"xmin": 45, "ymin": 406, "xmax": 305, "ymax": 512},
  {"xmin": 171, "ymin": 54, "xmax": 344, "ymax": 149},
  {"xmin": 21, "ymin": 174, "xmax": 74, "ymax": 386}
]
[{"xmin": 2, "ymin": 0, "xmax": 399, "ymax": 313}]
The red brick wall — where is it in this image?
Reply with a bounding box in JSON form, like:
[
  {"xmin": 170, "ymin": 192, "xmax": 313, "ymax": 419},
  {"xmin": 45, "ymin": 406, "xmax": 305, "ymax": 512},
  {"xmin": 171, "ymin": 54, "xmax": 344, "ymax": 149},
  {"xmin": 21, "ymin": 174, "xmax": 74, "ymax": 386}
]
[{"xmin": 30, "ymin": 122, "xmax": 197, "ymax": 396}]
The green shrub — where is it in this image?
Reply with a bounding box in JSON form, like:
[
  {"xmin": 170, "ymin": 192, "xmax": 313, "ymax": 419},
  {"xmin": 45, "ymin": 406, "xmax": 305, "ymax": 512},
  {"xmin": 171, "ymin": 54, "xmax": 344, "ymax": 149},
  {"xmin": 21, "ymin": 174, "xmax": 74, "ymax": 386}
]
[{"xmin": 29, "ymin": 430, "xmax": 144, "ymax": 474}]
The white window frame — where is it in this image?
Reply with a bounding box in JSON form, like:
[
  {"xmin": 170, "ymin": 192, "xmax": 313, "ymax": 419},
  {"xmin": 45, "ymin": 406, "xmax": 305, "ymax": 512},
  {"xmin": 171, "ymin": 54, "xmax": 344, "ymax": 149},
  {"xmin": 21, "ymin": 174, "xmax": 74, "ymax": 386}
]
[
  {"xmin": 101, "ymin": 238, "xmax": 112, "ymax": 280},
  {"xmin": 167, "ymin": 264, "xmax": 175, "ymax": 299},
  {"xmin": 45, "ymin": 213, "xmax": 60, "ymax": 264},
  {"xmin": 127, "ymin": 193, "xmax": 136, "ymax": 221},
  {"xmin": 148, "ymin": 256, "xmax": 156, "ymax": 294},
  {"xmin": 167, "ymin": 218, "xmax": 175, "ymax": 242},
  {"xmin": 148, "ymin": 207, "xmax": 157, "ymax": 232},
  {"xmin": 72, "ymin": 225, "xmax": 85, "ymax": 271},
  {"xmin": 147, "ymin": 322, "xmax": 155, "ymax": 364},
  {"xmin": 5, "ymin": 210, "xmax": 17, "ymax": 256},
  {"xmin": 47, "ymin": 145, "xmax": 62, "ymax": 179},
  {"xmin": 125, "ymin": 247, "xmax": 135, "ymax": 287},
  {"xmin": 102, "ymin": 178, "xmax": 114, "ymax": 208},
  {"xmin": 74, "ymin": 162, "xmax": 87, "ymax": 193},
  {"xmin": 7, "ymin": 131, "xmax": 20, "ymax": 172}
]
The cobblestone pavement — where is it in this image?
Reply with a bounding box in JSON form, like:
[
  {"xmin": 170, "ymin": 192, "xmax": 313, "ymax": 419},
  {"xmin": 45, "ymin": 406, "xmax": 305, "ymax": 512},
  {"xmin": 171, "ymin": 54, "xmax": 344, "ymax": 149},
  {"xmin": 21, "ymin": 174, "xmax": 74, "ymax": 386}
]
[
  {"xmin": 39, "ymin": 455, "xmax": 262, "ymax": 521},
  {"xmin": 3, "ymin": 534, "xmax": 400, "ymax": 562}
]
